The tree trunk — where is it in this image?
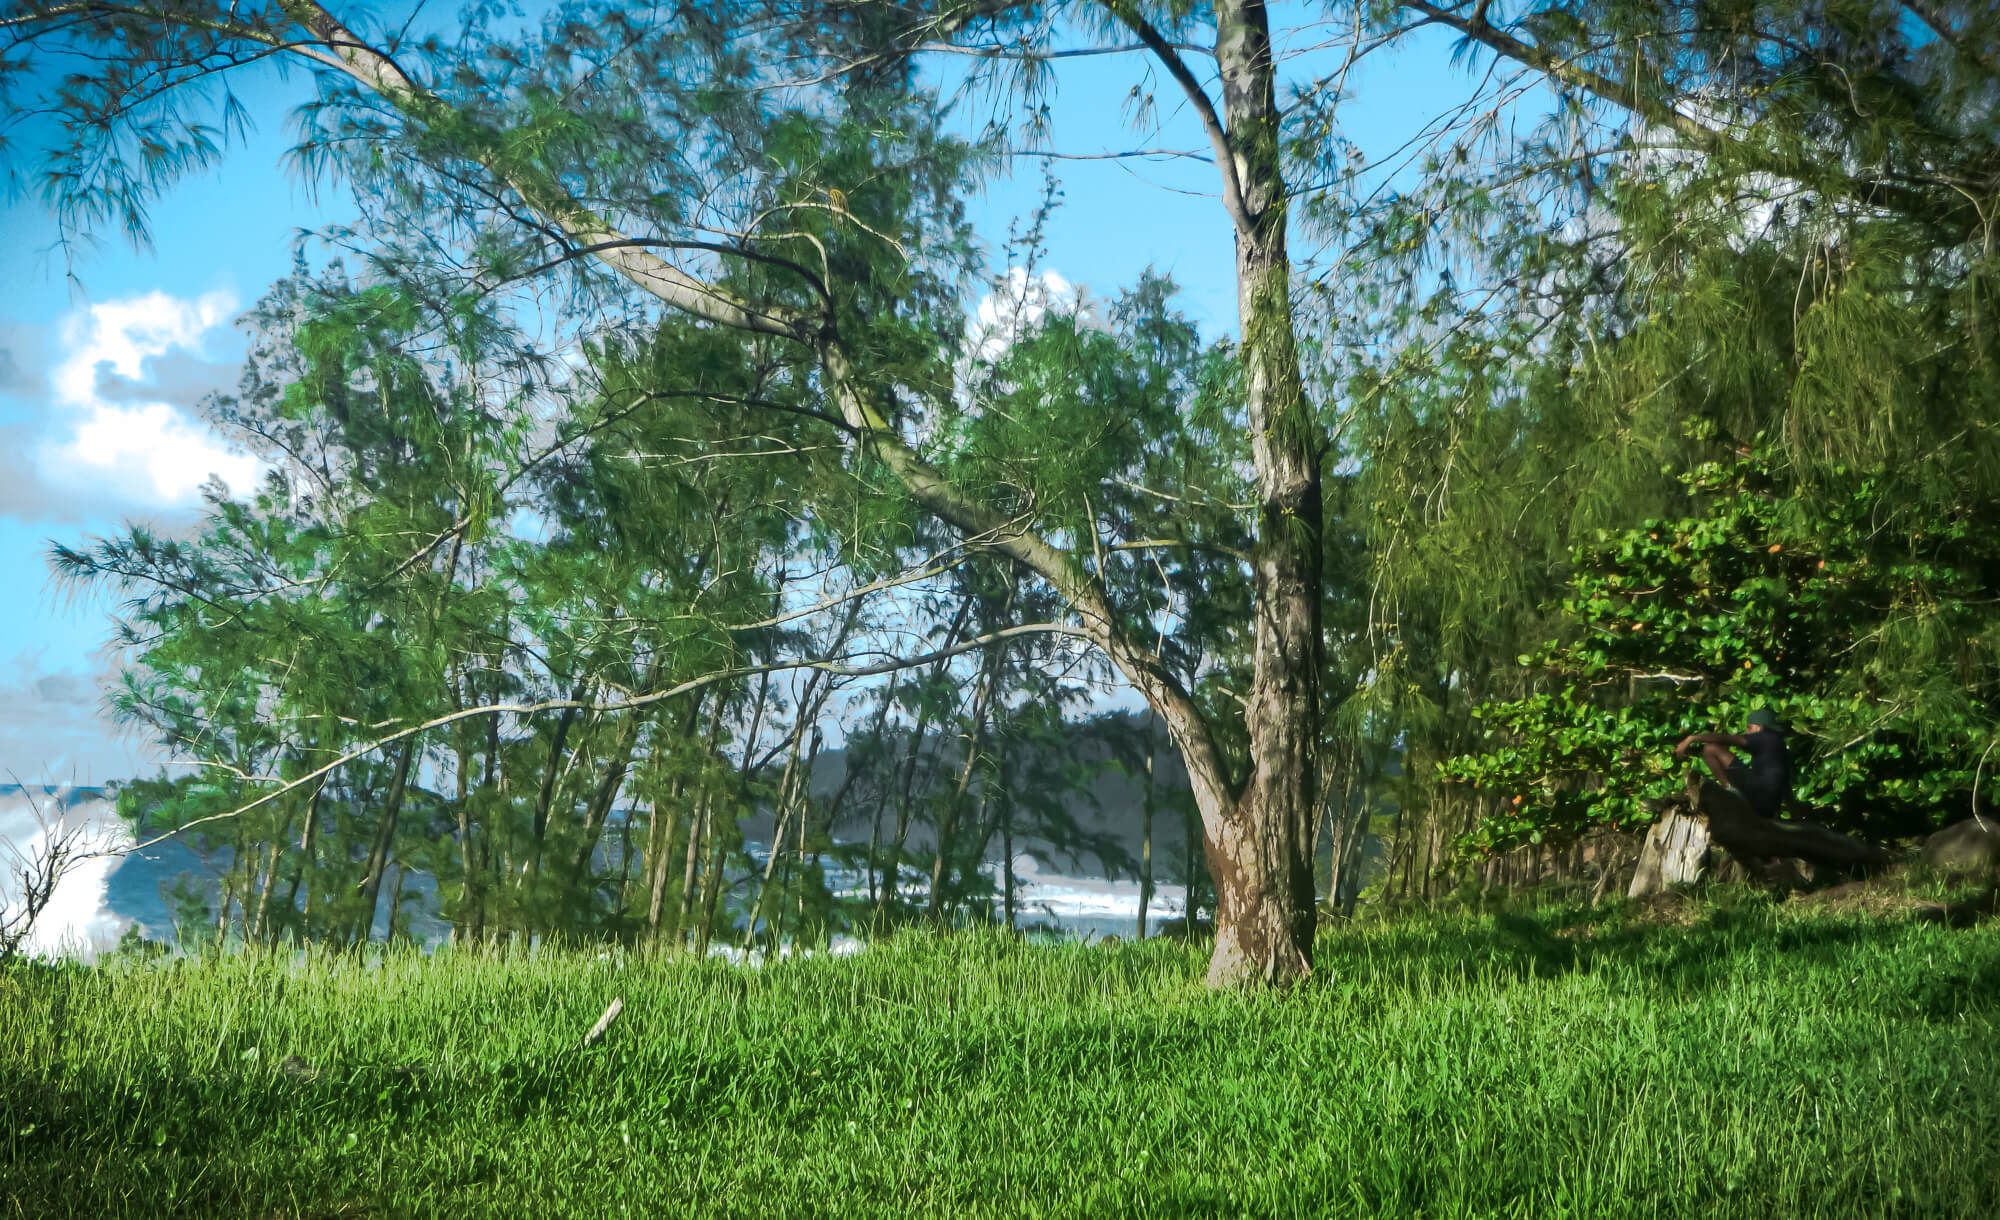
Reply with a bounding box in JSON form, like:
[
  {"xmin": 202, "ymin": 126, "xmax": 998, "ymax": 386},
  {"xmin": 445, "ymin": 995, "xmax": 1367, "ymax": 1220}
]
[
  {"xmin": 250, "ymin": 830, "xmax": 286, "ymax": 943},
  {"xmin": 692, "ymin": 810, "xmax": 730, "ymax": 960},
  {"xmin": 1001, "ymin": 798, "xmax": 1016, "ymax": 932},
  {"xmin": 743, "ymin": 726, "xmax": 811, "ymax": 951},
  {"xmin": 286, "ymin": 777, "xmax": 323, "ymax": 938},
  {"xmin": 568, "ymin": 713, "xmax": 642, "ymax": 890},
  {"xmin": 644, "ymin": 797, "xmax": 684, "ymax": 944},
  {"xmin": 643, "ymin": 692, "xmax": 706, "ymax": 944},
  {"xmin": 355, "ymin": 739, "xmax": 417, "ymax": 945},
  {"xmin": 527, "ymin": 680, "xmax": 589, "ymax": 892},
  {"xmin": 1137, "ymin": 728, "xmax": 1157, "ymax": 940},
  {"xmin": 929, "ymin": 640, "xmax": 1002, "ymax": 924},
  {"xmin": 1172, "ymin": 0, "xmax": 1322, "ymax": 986},
  {"xmin": 1628, "ymin": 812, "xmax": 1711, "ymax": 898}
]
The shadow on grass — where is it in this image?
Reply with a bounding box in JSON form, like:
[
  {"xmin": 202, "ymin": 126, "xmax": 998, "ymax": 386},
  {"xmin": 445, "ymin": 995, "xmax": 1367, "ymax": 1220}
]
[{"xmin": 1314, "ymin": 894, "xmax": 2000, "ymax": 1014}]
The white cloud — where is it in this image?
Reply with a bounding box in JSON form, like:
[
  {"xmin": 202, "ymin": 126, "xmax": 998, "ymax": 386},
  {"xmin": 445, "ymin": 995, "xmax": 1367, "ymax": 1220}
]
[
  {"xmin": 968, "ymin": 267, "xmax": 1087, "ymax": 362},
  {"xmin": 42, "ymin": 289, "xmax": 262, "ymax": 507}
]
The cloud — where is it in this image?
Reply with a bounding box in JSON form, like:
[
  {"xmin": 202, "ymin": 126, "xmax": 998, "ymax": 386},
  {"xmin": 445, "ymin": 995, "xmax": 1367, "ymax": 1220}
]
[
  {"xmin": 0, "ymin": 321, "xmax": 50, "ymax": 397},
  {"xmin": 10, "ymin": 289, "xmax": 263, "ymax": 517},
  {"xmin": 92, "ymin": 346, "xmax": 242, "ymax": 407},
  {"xmin": 0, "ymin": 424, "xmax": 105, "ymax": 523},
  {"xmin": 0, "ymin": 649, "xmax": 159, "ymax": 787},
  {"xmin": 968, "ymin": 267, "xmax": 1088, "ymax": 362}
]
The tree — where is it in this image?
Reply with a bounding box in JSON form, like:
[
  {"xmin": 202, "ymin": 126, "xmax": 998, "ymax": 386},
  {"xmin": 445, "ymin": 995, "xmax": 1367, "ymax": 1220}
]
[
  {"xmin": 1323, "ymin": 0, "xmax": 2000, "ymax": 892},
  {"xmin": 1445, "ymin": 437, "xmax": 2000, "ymax": 862},
  {"xmin": 6, "ymin": 0, "xmax": 1348, "ymax": 983}
]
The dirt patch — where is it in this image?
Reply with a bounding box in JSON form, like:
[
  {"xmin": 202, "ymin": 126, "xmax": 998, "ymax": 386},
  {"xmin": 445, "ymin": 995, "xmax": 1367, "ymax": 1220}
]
[
  {"xmin": 1787, "ymin": 880, "xmax": 2000, "ymax": 927},
  {"xmin": 1624, "ymin": 890, "xmax": 1699, "ymax": 926}
]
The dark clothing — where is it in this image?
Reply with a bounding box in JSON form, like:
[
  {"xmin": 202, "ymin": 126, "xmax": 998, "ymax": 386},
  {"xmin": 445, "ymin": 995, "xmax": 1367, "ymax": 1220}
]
[{"xmin": 1725, "ymin": 730, "xmax": 1792, "ymax": 817}]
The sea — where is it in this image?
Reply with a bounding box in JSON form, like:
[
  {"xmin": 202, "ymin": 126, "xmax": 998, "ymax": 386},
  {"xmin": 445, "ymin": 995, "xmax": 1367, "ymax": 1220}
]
[{"xmin": 0, "ymin": 784, "xmax": 1186, "ymax": 960}]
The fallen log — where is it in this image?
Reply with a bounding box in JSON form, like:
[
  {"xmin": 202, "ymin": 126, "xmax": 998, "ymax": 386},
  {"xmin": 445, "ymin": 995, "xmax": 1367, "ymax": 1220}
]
[{"xmin": 1687, "ymin": 776, "xmax": 1893, "ymax": 881}]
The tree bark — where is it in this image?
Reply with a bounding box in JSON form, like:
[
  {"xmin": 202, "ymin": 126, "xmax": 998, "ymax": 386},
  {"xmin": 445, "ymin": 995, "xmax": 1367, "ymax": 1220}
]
[{"xmin": 1628, "ymin": 812, "xmax": 1711, "ymax": 898}]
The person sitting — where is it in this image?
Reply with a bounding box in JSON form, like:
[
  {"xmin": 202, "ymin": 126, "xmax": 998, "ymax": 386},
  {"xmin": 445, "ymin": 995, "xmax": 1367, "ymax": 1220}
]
[{"xmin": 1673, "ymin": 708, "xmax": 1793, "ymax": 819}]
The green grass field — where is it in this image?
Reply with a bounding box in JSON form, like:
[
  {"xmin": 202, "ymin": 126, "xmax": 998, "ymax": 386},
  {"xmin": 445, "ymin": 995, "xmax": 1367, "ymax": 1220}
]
[{"xmin": 4, "ymin": 894, "xmax": 1997, "ymax": 1219}]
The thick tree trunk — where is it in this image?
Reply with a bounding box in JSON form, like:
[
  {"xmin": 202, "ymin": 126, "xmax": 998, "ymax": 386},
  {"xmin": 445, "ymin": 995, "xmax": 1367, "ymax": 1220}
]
[{"xmin": 1170, "ymin": 0, "xmax": 1325, "ymax": 987}]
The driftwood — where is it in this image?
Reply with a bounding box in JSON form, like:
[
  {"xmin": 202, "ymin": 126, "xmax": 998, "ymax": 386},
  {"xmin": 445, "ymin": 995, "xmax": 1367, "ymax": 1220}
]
[
  {"xmin": 1628, "ymin": 778, "xmax": 1892, "ymax": 898},
  {"xmin": 1922, "ymin": 817, "xmax": 2000, "ymax": 879},
  {"xmin": 582, "ymin": 998, "xmax": 624, "ymax": 1047}
]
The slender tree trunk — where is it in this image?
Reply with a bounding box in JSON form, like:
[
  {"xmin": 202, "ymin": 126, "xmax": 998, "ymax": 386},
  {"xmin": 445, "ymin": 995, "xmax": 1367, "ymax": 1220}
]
[
  {"xmin": 644, "ymin": 798, "xmax": 684, "ymax": 945},
  {"xmin": 1137, "ymin": 728, "xmax": 1157, "ymax": 940},
  {"xmin": 880, "ymin": 603, "xmax": 970, "ymax": 923},
  {"xmin": 569, "ymin": 713, "xmax": 642, "ymax": 889},
  {"xmin": 355, "ymin": 739, "xmax": 417, "ymax": 945},
  {"xmin": 286, "ymin": 777, "xmax": 323, "ymax": 938},
  {"xmin": 454, "ymin": 708, "xmax": 482, "ymax": 946},
  {"xmin": 692, "ymin": 812, "xmax": 729, "ymax": 960},
  {"xmin": 643, "ymin": 693, "xmax": 706, "ymax": 943},
  {"xmin": 251, "ymin": 830, "xmax": 286, "ymax": 943},
  {"xmin": 385, "ymin": 863, "xmax": 406, "ymax": 945},
  {"xmin": 1002, "ymin": 798, "xmax": 1016, "ymax": 932},
  {"xmin": 929, "ymin": 640, "xmax": 1002, "ymax": 924},
  {"xmin": 673, "ymin": 689, "xmax": 727, "ymax": 947},
  {"xmin": 527, "ymin": 680, "xmax": 589, "ymax": 889},
  {"xmin": 215, "ymin": 877, "xmax": 235, "ymax": 946}
]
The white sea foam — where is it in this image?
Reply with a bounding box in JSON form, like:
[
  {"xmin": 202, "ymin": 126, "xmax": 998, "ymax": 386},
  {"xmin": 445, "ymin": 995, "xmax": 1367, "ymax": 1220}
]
[{"xmin": 0, "ymin": 790, "xmax": 134, "ymax": 960}]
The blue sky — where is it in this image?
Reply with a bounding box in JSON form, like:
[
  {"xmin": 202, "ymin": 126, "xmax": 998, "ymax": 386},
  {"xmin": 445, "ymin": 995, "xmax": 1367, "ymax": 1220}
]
[{"xmin": 0, "ymin": 7, "xmax": 1487, "ymax": 784}]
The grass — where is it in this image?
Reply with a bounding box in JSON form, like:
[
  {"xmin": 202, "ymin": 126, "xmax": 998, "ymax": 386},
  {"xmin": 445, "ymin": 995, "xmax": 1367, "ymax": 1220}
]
[{"xmin": 2, "ymin": 891, "xmax": 1997, "ymax": 1219}]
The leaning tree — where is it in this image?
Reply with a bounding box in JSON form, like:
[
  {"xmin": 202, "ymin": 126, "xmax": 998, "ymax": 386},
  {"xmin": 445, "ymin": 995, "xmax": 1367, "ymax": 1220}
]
[{"xmin": 5, "ymin": 0, "xmax": 1339, "ymax": 983}]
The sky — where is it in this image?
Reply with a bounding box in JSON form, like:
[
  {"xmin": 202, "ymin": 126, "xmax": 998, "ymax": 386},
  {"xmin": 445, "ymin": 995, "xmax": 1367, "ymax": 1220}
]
[{"xmin": 0, "ymin": 6, "xmax": 1486, "ymax": 788}]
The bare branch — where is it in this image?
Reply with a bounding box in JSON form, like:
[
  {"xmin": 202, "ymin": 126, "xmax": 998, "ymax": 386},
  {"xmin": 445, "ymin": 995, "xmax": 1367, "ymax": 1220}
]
[
  {"xmin": 1094, "ymin": 0, "xmax": 1254, "ymax": 237},
  {"xmin": 83, "ymin": 622, "xmax": 1099, "ymax": 861}
]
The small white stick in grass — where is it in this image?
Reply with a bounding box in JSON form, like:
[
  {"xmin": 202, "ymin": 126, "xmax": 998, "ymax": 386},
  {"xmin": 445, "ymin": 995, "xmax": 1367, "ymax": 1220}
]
[{"xmin": 583, "ymin": 998, "xmax": 624, "ymax": 1047}]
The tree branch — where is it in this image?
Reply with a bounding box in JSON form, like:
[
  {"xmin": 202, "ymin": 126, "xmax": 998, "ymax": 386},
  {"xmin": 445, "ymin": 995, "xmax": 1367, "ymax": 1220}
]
[
  {"xmin": 84, "ymin": 621, "xmax": 1100, "ymax": 860},
  {"xmin": 1398, "ymin": 0, "xmax": 1954, "ymax": 228},
  {"xmin": 1095, "ymin": 0, "xmax": 1254, "ymax": 237}
]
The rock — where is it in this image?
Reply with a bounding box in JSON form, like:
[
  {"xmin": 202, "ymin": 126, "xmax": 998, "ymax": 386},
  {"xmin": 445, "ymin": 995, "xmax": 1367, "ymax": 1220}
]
[{"xmin": 1921, "ymin": 817, "xmax": 2000, "ymax": 878}]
